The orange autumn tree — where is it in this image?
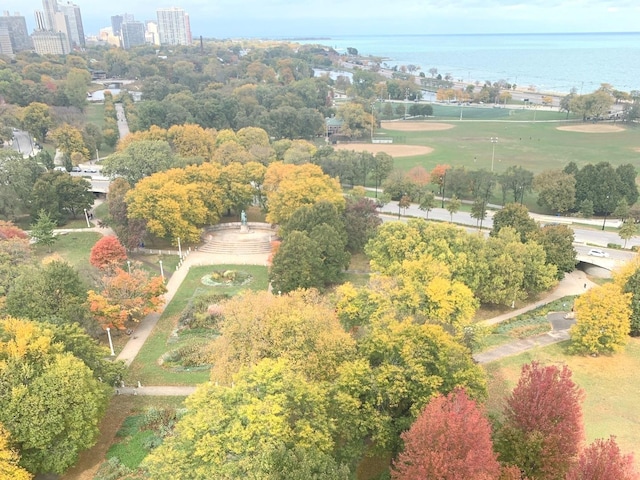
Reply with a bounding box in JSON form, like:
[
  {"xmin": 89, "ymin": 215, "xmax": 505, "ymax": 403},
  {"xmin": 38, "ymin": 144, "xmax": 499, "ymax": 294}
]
[
  {"xmin": 89, "ymin": 236, "xmax": 127, "ymax": 270},
  {"xmin": 88, "ymin": 267, "xmax": 166, "ymax": 329}
]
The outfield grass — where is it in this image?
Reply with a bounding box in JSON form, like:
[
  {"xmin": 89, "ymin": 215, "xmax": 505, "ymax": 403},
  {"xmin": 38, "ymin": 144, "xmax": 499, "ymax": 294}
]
[
  {"xmin": 484, "ymin": 337, "xmax": 640, "ymax": 458},
  {"xmin": 379, "ymin": 119, "xmax": 639, "ymax": 175},
  {"xmin": 126, "ymin": 264, "xmax": 269, "ymax": 386},
  {"xmin": 85, "ymin": 103, "xmax": 105, "ymax": 129}
]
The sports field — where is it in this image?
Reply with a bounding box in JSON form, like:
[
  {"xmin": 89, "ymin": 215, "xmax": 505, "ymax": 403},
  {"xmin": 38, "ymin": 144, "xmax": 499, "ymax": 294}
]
[{"xmin": 343, "ymin": 104, "xmax": 640, "ymax": 174}]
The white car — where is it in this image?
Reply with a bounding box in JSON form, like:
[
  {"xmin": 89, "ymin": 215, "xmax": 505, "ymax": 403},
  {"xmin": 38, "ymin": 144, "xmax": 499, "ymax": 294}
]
[{"xmin": 588, "ymin": 249, "xmax": 608, "ymax": 258}]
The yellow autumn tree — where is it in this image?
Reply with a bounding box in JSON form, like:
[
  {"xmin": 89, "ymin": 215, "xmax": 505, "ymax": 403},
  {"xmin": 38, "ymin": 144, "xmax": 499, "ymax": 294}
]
[
  {"xmin": 126, "ymin": 163, "xmax": 226, "ymax": 244},
  {"xmin": 209, "ymin": 289, "xmax": 356, "ymax": 385},
  {"xmin": 264, "ymin": 163, "xmax": 344, "ymax": 224},
  {"xmin": 0, "ymin": 424, "xmax": 32, "ymax": 480},
  {"xmin": 570, "ymin": 282, "xmax": 632, "ymax": 355},
  {"xmin": 117, "ymin": 125, "xmax": 168, "ymax": 151},
  {"xmin": 167, "ymin": 124, "xmax": 217, "ymax": 159}
]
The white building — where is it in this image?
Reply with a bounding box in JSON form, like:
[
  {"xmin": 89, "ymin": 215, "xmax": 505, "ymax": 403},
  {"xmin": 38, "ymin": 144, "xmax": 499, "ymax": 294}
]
[
  {"xmin": 156, "ymin": 7, "xmax": 191, "ymax": 46},
  {"xmin": 32, "ymin": 30, "xmax": 70, "ymax": 54}
]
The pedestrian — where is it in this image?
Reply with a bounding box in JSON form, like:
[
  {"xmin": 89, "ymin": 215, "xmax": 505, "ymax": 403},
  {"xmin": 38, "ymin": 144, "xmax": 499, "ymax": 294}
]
[{"xmin": 584, "ymin": 283, "xmax": 587, "ymax": 289}]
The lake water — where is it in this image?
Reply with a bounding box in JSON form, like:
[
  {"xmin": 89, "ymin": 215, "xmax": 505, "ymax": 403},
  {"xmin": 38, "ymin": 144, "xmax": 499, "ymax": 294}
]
[{"xmin": 299, "ymin": 32, "xmax": 640, "ymax": 94}]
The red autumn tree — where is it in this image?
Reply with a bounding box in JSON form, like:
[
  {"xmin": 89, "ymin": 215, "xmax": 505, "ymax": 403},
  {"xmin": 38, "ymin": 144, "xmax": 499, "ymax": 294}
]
[
  {"xmin": 391, "ymin": 388, "xmax": 501, "ymax": 480},
  {"xmin": 89, "ymin": 236, "xmax": 127, "ymax": 270},
  {"xmin": 495, "ymin": 361, "xmax": 585, "ymax": 480},
  {"xmin": 88, "ymin": 267, "xmax": 166, "ymax": 329},
  {"xmin": 567, "ymin": 436, "xmax": 639, "ymax": 480},
  {"xmin": 0, "ymin": 221, "xmax": 28, "ymax": 240},
  {"xmin": 430, "ymin": 164, "xmax": 450, "ymax": 197}
]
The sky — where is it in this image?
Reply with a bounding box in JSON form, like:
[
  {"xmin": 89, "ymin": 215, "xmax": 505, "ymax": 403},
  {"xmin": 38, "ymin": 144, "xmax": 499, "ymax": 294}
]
[{"xmin": 3, "ymin": 0, "xmax": 640, "ymax": 38}]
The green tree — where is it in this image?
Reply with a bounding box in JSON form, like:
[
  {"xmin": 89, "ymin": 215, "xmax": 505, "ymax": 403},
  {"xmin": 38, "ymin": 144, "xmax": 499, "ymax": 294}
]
[
  {"xmin": 619, "ymin": 222, "xmax": 639, "ymax": 249},
  {"xmin": 470, "ymin": 197, "xmax": 487, "ymax": 228},
  {"xmin": 21, "ymin": 102, "xmax": 53, "ymax": 143},
  {"xmin": 580, "ymin": 199, "xmax": 594, "ymax": 218},
  {"xmin": 343, "ymin": 197, "xmax": 382, "ymax": 252},
  {"xmin": 102, "ymin": 140, "xmax": 174, "ymax": 185},
  {"xmin": 269, "ymin": 231, "xmax": 324, "ymax": 293},
  {"xmin": 446, "ymin": 195, "xmax": 461, "ymax": 221},
  {"xmin": 4, "ymin": 261, "xmax": 89, "ymax": 327},
  {"xmin": 622, "ymin": 267, "xmax": 640, "ymax": 336},
  {"xmin": 533, "ymin": 169, "xmax": 576, "ymax": 214},
  {"xmin": 63, "ymin": 68, "xmax": 90, "ymax": 111},
  {"xmin": 533, "ymin": 224, "xmax": 577, "ymax": 279},
  {"xmin": 418, "ymin": 191, "xmax": 436, "ymax": 219},
  {"xmin": 31, "ymin": 172, "xmax": 93, "ymax": 224},
  {"xmin": 29, "ymin": 209, "xmax": 56, "ymax": 251},
  {"xmin": 570, "ymin": 283, "xmax": 631, "ymax": 355},
  {"xmin": 0, "ymin": 318, "xmax": 109, "ymax": 474},
  {"xmin": 613, "ymin": 198, "xmax": 630, "ymax": 221},
  {"xmin": 0, "ymin": 150, "xmax": 44, "ymax": 219},
  {"xmin": 491, "ymin": 203, "xmax": 539, "ymax": 242}
]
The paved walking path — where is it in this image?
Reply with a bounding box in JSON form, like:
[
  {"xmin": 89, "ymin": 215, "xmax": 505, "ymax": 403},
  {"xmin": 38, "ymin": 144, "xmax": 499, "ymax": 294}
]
[{"xmin": 472, "ymin": 270, "xmax": 594, "ymax": 364}]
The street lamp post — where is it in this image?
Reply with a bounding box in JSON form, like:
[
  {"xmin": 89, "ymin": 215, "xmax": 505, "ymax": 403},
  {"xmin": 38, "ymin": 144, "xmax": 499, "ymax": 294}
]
[
  {"xmin": 490, "ymin": 137, "xmax": 498, "ymax": 172},
  {"xmin": 441, "ymin": 170, "xmax": 447, "ymax": 208},
  {"xmin": 602, "ymin": 195, "xmax": 611, "ymax": 230},
  {"xmin": 159, "ymin": 260, "xmax": 165, "ymax": 282},
  {"xmin": 106, "ymin": 327, "xmax": 115, "ymax": 356},
  {"xmin": 177, "ymin": 237, "xmax": 182, "ymax": 259},
  {"xmin": 127, "ymin": 260, "xmax": 131, "ymax": 274},
  {"xmin": 404, "ymin": 88, "xmax": 409, "ymax": 120},
  {"xmin": 370, "ymin": 103, "xmax": 375, "ymax": 141},
  {"xmin": 83, "ymin": 208, "xmax": 91, "ymax": 227}
]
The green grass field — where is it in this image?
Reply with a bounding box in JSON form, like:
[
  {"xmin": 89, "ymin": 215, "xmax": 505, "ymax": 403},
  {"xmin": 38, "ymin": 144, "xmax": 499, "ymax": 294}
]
[
  {"xmin": 484, "ymin": 338, "xmax": 640, "ymax": 458},
  {"xmin": 377, "ymin": 116, "xmax": 638, "ymax": 176},
  {"xmin": 126, "ymin": 264, "xmax": 269, "ymax": 386}
]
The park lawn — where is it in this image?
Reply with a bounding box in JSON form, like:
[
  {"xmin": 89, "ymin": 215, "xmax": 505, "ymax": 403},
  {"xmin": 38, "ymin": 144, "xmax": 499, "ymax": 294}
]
[
  {"xmin": 379, "ymin": 120, "xmax": 639, "ymax": 175},
  {"xmin": 85, "ymin": 103, "xmax": 105, "ymax": 129},
  {"xmin": 126, "ymin": 265, "xmax": 269, "ymax": 386},
  {"xmin": 483, "ymin": 337, "xmax": 640, "ymax": 458},
  {"xmin": 33, "ymin": 231, "xmax": 101, "ymax": 282}
]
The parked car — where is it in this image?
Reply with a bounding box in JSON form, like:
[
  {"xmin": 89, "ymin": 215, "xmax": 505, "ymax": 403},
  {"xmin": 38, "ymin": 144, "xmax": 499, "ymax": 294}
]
[
  {"xmin": 71, "ymin": 166, "xmax": 81, "ymax": 172},
  {"xmin": 53, "ymin": 166, "xmax": 67, "ymax": 172},
  {"xmin": 588, "ymin": 249, "xmax": 608, "ymax": 258},
  {"xmin": 82, "ymin": 166, "xmax": 98, "ymax": 173}
]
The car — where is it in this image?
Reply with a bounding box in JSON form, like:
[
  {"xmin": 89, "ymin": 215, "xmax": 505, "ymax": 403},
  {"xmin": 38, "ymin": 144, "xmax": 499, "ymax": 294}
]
[
  {"xmin": 82, "ymin": 166, "xmax": 98, "ymax": 173},
  {"xmin": 588, "ymin": 249, "xmax": 608, "ymax": 258},
  {"xmin": 53, "ymin": 166, "xmax": 67, "ymax": 172},
  {"xmin": 71, "ymin": 166, "xmax": 81, "ymax": 172}
]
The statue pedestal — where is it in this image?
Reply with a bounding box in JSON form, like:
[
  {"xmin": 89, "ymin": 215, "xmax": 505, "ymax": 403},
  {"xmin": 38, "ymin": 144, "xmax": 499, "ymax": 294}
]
[{"xmin": 240, "ymin": 225, "xmax": 250, "ymax": 233}]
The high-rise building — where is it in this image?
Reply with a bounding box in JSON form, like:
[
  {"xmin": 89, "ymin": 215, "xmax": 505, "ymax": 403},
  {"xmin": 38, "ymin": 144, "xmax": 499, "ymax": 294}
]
[
  {"xmin": 145, "ymin": 21, "xmax": 160, "ymax": 46},
  {"xmin": 58, "ymin": 1, "xmax": 85, "ymax": 48},
  {"xmin": 32, "ymin": 30, "xmax": 70, "ymax": 55},
  {"xmin": 0, "ymin": 12, "xmax": 32, "ymax": 52},
  {"xmin": 121, "ymin": 21, "xmax": 145, "ymax": 49},
  {"xmin": 157, "ymin": 7, "xmax": 191, "ymax": 46},
  {"xmin": 42, "ymin": 0, "xmax": 58, "ymax": 31},
  {"xmin": 0, "ymin": 26, "xmax": 12, "ymax": 56},
  {"xmin": 34, "ymin": 10, "xmax": 47, "ymax": 31},
  {"xmin": 111, "ymin": 13, "xmax": 134, "ymax": 37}
]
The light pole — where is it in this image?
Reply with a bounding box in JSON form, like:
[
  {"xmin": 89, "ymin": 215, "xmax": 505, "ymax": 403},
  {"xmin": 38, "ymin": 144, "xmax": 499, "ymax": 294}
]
[
  {"xmin": 177, "ymin": 237, "xmax": 182, "ymax": 258},
  {"xmin": 370, "ymin": 103, "xmax": 375, "ymax": 141},
  {"xmin": 127, "ymin": 260, "xmax": 131, "ymax": 273},
  {"xmin": 490, "ymin": 137, "xmax": 498, "ymax": 172},
  {"xmin": 441, "ymin": 170, "xmax": 447, "ymax": 208},
  {"xmin": 83, "ymin": 208, "xmax": 91, "ymax": 227},
  {"xmin": 404, "ymin": 88, "xmax": 409, "ymax": 120},
  {"xmin": 106, "ymin": 327, "xmax": 115, "ymax": 356},
  {"xmin": 602, "ymin": 195, "xmax": 610, "ymax": 230},
  {"xmin": 159, "ymin": 260, "xmax": 165, "ymax": 282}
]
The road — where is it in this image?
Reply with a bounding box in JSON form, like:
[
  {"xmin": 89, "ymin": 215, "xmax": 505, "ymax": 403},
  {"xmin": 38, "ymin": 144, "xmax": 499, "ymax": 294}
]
[
  {"xmin": 10, "ymin": 129, "xmax": 38, "ymax": 157},
  {"xmin": 379, "ymin": 202, "xmax": 640, "ymax": 261}
]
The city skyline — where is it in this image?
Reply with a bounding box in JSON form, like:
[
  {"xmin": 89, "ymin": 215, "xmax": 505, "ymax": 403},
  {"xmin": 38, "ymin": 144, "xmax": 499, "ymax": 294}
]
[{"xmin": 2, "ymin": 0, "xmax": 639, "ymax": 39}]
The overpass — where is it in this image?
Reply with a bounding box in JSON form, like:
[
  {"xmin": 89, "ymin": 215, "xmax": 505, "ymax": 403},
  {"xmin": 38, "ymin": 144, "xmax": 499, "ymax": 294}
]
[{"xmin": 575, "ymin": 254, "xmax": 620, "ymax": 271}]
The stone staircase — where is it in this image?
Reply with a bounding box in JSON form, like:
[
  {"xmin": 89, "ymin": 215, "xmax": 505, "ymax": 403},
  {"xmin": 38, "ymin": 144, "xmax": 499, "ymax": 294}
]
[{"xmin": 199, "ymin": 235, "xmax": 272, "ymax": 255}]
